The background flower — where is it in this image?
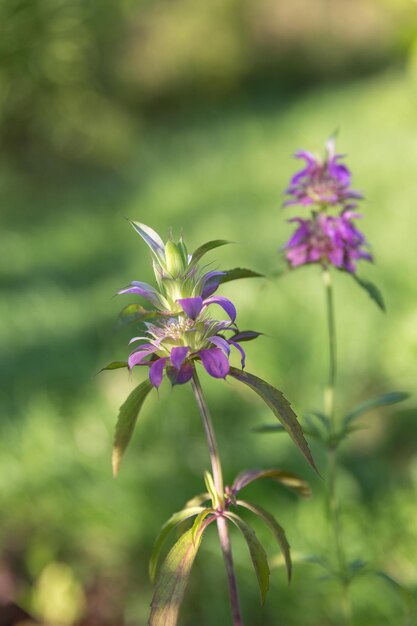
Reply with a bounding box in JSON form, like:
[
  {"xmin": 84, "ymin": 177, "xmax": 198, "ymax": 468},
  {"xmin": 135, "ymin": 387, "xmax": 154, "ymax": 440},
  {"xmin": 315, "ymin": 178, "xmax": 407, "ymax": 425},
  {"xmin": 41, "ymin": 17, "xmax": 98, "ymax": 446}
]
[
  {"xmin": 284, "ymin": 138, "xmax": 363, "ymax": 209},
  {"xmin": 284, "ymin": 211, "xmax": 372, "ymax": 272}
]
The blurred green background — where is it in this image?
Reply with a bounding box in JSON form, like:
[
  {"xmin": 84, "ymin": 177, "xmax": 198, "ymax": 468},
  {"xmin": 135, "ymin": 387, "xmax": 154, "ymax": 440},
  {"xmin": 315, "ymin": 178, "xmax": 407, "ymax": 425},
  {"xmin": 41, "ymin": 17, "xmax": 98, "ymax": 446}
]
[{"xmin": 2, "ymin": 0, "xmax": 417, "ymax": 624}]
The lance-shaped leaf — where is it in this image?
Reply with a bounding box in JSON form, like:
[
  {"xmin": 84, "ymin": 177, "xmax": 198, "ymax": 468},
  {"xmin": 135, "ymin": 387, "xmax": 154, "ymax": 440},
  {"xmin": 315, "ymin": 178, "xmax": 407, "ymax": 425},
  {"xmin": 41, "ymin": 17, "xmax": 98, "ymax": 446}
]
[
  {"xmin": 149, "ymin": 525, "xmax": 211, "ymax": 626},
  {"xmin": 350, "ymin": 274, "xmax": 385, "ymax": 312},
  {"xmin": 223, "ymin": 511, "xmax": 270, "ymax": 604},
  {"xmin": 218, "ymin": 268, "xmax": 264, "ymax": 284},
  {"xmin": 149, "ymin": 507, "xmax": 205, "ymax": 583},
  {"xmin": 112, "ymin": 379, "xmax": 153, "ymax": 476},
  {"xmin": 232, "ymin": 469, "xmax": 311, "ymax": 499},
  {"xmin": 237, "ymin": 500, "xmax": 292, "ymax": 582},
  {"xmin": 116, "ymin": 304, "xmax": 159, "ymax": 329},
  {"xmin": 190, "ymin": 240, "xmax": 232, "ymax": 266},
  {"xmin": 252, "ymin": 424, "xmax": 286, "ymax": 434},
  {"xmin": 343, "ymin": 391, "xmax": 409, "ymax": 428},
  {"xmin": 191, "ymin": 508, "xmax": 215, "ymax": 544},
  {"xmin": 204, "ymin": 471, "xmax": 222, "ymax": 509},
  {"xmin": 229, "ymin": 368, "xmax": 318, "ymax": 473},
  {"xmin": 99, "ymin": 361, "xmax": 128, "ymax": 373},
  {"xmin": 184, "ymin": 492, "xmax": 210, "ymax": 509}
]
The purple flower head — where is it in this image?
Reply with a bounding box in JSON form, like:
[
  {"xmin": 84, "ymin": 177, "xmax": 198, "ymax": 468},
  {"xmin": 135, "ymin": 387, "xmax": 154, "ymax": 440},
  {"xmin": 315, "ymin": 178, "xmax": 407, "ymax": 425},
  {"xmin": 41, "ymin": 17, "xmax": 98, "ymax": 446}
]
[
  {"xmin": 128, "ymin": 310, "xmax": 250, "ymax": 388},
  {"xmin": 284, "ymin": 137, "xmax": 363, "ymax": 209},
  {"xmin": 284, "ymin": 211, "xmax": 372, "ymax": 273}
]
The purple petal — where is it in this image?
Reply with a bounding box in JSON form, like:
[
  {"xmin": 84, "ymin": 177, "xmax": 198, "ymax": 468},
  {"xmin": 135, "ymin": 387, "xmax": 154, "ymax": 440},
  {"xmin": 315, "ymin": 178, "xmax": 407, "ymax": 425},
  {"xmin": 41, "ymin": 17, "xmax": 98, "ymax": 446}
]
[
  {"xmin": 294, "ymin": 150, "xmax": 317, "ymax": 165},
  {"xmin": 229, "ymin": 340, "xmax": 246, "ymax": 368},
  {"xmin": 167, "ymin": 361, "xmax": 194, "ymax": 385},
  {"xmin": 128, "ymin": 345, "xmax": 157, "ymax": 369},
  {"xmin": 199, "ymin": 348, "xmax": 230, "ymax": 379},
  {"xmin": 200, "ymin": 271, "xmax": 226, "ymax": 299},
  {"xmin": 209, "ymin": 335, "xmax": 231, "ymax": 356},
  {"xmin": 177, "ymin": 296, "xmax": 203, "ymax": 320},
  {"xmin": 203, "ymin": 296, "xmax": 237, "ymax": 322},
  {"xmin": 129, "ymin": 336, "xmax": 152, "ymax": 345},
  {"xmin": 149, "ymin": 357, "xmax": 167, "ymax": 388},
  {"xmin": 118, "ymin": 281, "xmax": 162, "ymax": 308},
  {"xmin": 170, "ymin": 346, "xmax": 189, "ymax": 370}
]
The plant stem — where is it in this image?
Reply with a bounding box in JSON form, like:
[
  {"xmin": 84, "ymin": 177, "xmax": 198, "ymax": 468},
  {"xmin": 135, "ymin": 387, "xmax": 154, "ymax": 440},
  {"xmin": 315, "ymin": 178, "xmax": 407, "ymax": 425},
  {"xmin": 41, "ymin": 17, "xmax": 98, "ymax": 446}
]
[
  {"xmin": 323, "ymin": 267, "xmax": 336, "ymax": 429},
  {"xmin": 322, "ymin": 267, "xmax": 352, "ymax": 625},
  {"xmin": 192, "ymin": 369, "xmax": 243, "ymax": 626}
]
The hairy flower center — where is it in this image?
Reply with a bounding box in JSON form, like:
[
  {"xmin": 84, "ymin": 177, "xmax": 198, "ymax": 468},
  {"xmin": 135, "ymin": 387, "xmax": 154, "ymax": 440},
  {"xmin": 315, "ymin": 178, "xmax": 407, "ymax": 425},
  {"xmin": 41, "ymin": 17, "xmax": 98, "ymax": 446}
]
[{"xmin": 147, "ymin": 315, "xmax": 229, "ymax": 355}]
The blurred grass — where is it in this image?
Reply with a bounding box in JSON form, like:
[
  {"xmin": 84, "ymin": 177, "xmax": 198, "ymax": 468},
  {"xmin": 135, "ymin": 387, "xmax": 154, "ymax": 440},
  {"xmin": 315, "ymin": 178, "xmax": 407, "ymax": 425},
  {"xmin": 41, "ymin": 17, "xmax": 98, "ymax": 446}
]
[{"xmin": 1, "ymin": 67, "xmax": 417, "ymax": 625}]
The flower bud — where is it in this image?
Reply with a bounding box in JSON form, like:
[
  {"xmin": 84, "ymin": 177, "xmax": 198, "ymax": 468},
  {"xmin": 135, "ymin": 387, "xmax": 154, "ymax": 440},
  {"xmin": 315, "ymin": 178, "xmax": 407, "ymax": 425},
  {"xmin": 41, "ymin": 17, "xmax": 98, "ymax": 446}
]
[{"xmin": 165, "ymin": 239, "xmax": 186, "ymax": 277}]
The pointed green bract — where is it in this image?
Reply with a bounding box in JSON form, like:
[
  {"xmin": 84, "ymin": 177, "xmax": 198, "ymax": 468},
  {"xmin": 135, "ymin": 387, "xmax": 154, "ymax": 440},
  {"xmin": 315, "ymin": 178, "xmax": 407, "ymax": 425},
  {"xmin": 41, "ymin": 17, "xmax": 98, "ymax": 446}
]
[
  {"xmin": 343, "ymin": 391, "xmax": 409, "ymax": 428},
  {"xmin": 223, "ymin": 511, "xmax": 270, "ymax": 604},
  {"xmin": 112, "ymin": 379, "xmax": 153, "ymax": 476},
  {"xmin": 350, "ymin": 274, "xmax": 386, "ymax": 312},
  {"xmin": 130, "ymin": 221, "xmax": 165, "ymax": 260},
  {"xmin": 219, "ymin": 268, "xmax": 264, "ymax": 284},
  {"xmin": 99, "ymin": 361, "xmax": 128, "ymax": 372},
  {"xmin": 190, "ymin": 239, "xmax": 232, "ymax": 266},
  {"xmin": 232, "ymin": 468, "xmax": 311, "ymax": 499},
  {"xmin": 229, "ymin": 367, "xmax": 318, "ymax": 474},
  {"xmin": 149, "ymin": 527, "xmax": 208, "ymax": 626},
  {"xmin": 116, "ymin": 304, "xmax": 158, "ymax": 328},
  {"xmin": 237, "ymin": 499, "xmax": 292, "ymax": 582},
  {"xmin": 149, "ymin": 507, "xmax": 205, "ymax": 583}
]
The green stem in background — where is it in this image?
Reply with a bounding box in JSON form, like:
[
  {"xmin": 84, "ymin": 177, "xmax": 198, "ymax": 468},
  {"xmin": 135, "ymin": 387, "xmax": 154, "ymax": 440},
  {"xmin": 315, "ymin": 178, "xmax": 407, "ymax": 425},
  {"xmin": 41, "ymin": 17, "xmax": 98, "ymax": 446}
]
[
  {"xmin": 192, "ymin": 369, "xmax": 244, "ymax": 626},
  {"xmin": 322, "ymin": 267, "xmax": 352, "ymax": 625},
  {"xmin": 323, "ymin": 267, "xmax": 337, "ymax": 429}
]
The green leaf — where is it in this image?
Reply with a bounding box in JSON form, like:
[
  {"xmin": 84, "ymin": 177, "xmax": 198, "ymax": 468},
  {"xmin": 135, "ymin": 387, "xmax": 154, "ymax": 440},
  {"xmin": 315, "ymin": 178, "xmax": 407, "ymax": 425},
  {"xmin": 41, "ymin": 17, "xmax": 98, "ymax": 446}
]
[
  {"xmin": 184, "ymin": 492, "xmax": 210, "ymax": 509},
  {"xmin": 223, "ymin": 511, "xmax": 270, "ymax": 604},
  {"xmin": 229, "ymin": 368, "xmax": 318, "ymax": 474},
  {"xmin": 218, "ymin": 268, "xmax": 264, "ymax": 284},
  {"xmin": 343, "ymin": 391, "xmax": 410, "ymax": 427},
  {"xmin": 149, "ymin": 527, "xmax": 208, "ymax": 626},
  {"xmin": 112, "ymin": 379, "xmax": 153, "ymax": 476},
  {"xmin": 230, "ymin": 330, "xmax": 263, "ymax": 343},
  {"xmin": 232, "ymin": 469, "xmax": 311, "ymax": 499},
  {"xmin": 149, "ymin": 507, "xmax": 205, "ymax": 583},
  {"xmin": 302, "ymin": 415, "xmax": 324, "ymax": 440},
  {"xmin": 350, "ymin": 274, "xmax": 386, "ymax": 312},
  {"xmin": 191, "ymin": 509, "xmax": 214, "ymax": 544},
  {"xmin": 116, "ymin": 304, "xmax": 158, "ymax": 328},
  {"xmin": 252, "ymin": 424, "xmax": 286, "ymax": 434},
  {"xmin": 204, "ymin": 471, "xmax": 221, "ymax": 509},
  {"xmin": 190, "ymin": 239, "xmax": 232, "ymax": 266},
  {"xmin": 99, "ymin": 361, "xmax": 128, "ymax": 373},
  {"xmin": 237, "ymin": 500, "xmax": 292, "ymax": 582}
]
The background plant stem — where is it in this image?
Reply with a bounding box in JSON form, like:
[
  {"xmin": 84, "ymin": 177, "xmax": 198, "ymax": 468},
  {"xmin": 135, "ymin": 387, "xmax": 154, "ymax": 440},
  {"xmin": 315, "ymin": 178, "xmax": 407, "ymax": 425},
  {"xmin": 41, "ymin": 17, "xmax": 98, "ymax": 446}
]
[
  {"xmin": 192, "ymin": 369, "xmax": 243, "ymax": 626},
  {"xmin": 323, "ymin": 267, "xmax": 352, "ymax": 625}
]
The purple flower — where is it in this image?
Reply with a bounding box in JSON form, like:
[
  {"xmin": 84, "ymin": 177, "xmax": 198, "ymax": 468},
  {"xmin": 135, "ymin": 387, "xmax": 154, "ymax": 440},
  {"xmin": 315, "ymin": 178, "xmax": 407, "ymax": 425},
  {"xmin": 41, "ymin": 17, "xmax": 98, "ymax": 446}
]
[
  {"xmin": 128, "ymin": 313, "xmax": 250, "ymax": 388},
  {"xmin": 284, "ymin": 138, "xmax": 362, "ymax": 209},
  {"xmin": 284, "ymin": 211, "xmax": 372, "ymax": 273}
]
